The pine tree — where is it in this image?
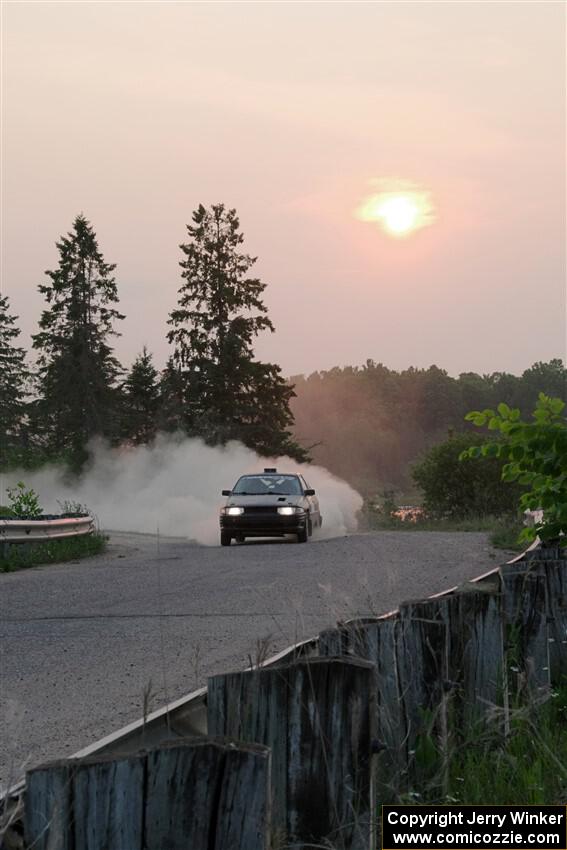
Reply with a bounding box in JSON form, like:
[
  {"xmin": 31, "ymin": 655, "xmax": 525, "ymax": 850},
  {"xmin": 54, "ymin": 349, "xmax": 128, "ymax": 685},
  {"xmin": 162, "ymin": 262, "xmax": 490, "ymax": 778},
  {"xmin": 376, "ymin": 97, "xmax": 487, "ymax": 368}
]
[
  {"xmin": 0, "ymin": 295, "xmax": 29, "ymax": 465},
  {"xmin": 157, "ymin": 356, "xmax": 187, "ymax": 434},
  {"xmin": 32, "ymin": 214, "xmax": 124, "ymax": 469},
  {"xmin": 122, "ymin": 347, "xmax": 160, "ymax": 444},
  {"xmin": 167, "ymin": 203, "xmax": 308, "ymax": 461}
]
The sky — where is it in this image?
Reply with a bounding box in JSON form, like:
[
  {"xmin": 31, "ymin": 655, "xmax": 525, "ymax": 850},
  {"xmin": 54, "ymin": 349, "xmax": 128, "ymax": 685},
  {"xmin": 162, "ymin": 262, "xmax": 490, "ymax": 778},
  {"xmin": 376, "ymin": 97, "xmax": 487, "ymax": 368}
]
[{"xmin": 2, "ymin": 1, "xmax": 566, "ymax": 378}]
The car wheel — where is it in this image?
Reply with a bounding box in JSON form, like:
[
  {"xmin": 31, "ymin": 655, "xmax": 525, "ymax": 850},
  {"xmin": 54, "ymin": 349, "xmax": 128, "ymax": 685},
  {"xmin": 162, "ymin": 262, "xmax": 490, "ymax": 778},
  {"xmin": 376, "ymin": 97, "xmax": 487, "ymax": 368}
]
[
  {"xmin": 235, "ymin": 534, "xmax": 245, "ymax": 543},
  {"xmin": 220, "ymin": 531, "xmax": 232, "ymax": 547},
  {"xmin": 307, "ymin": 516, "xmax": 313, "ymax": 537},
  {"xmin": 297, "ymin": 525, "xmax": 308, "ymax": 543}
]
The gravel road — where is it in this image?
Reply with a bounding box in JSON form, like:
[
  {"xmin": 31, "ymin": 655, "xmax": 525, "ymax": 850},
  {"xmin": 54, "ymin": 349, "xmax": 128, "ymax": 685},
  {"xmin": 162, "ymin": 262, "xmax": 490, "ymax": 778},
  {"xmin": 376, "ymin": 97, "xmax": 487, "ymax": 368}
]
[{"xmin": 0, "ymin": 530, "xmax": 511, "ymax": 789}]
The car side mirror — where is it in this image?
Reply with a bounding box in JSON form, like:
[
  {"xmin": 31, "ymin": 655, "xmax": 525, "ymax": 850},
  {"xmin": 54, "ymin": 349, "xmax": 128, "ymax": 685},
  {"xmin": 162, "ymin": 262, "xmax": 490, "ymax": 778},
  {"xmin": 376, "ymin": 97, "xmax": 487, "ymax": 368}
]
[
  {"xmin": 222, "ymin": 489, "xmax": 232, "ymax": 496},
  {"xmin": 304, "ymin": 489, "xmax": 315, "ymax": 496}
]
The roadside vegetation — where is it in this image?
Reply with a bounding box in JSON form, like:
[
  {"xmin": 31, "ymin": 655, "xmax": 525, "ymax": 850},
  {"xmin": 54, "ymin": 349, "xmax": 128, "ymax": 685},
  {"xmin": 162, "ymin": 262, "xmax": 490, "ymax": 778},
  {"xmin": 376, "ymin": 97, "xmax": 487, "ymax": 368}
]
[
  {"xmin": 291, "ymin": 359, "xmax": 566, "ymax": 496},
  {"xmin": 0, "ymin": 482, "xmax": 105, "ymax": 572},
  {"xmin": 462, "ymin": 393, "xmax": 567, "ymax": 549},
  {"xmin": 359, "ymin": 484, "xmax": 525, "ymax": 552},
  {"xmin": 0, "ymin": 532, "xmax": 107, "ymax": 573},
  {"xmin": 374, "ymin": 422, "xmax": 567, "ymax": 811},
  {"xmin": 362, "ymin": 393, "xmax": 566, "ymax": 553},
  {"xmin": 376, "ymin": 684, "xmax": 567, "ymax": 814},
  {"xmin": 440, "ymin": 690, "xmax": 567, "ymax": 805},
  {"xmin": 360, "ymin": 503, "xmax": 525, "ymax": 552}
]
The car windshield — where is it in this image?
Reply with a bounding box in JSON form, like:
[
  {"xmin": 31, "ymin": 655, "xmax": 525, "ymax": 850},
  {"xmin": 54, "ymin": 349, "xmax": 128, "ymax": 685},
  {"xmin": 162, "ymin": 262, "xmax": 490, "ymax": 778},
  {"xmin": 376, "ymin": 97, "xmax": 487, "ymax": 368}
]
[{"xmin": 232, "ymin": 475, "xmax": 302, "ymax": 495}]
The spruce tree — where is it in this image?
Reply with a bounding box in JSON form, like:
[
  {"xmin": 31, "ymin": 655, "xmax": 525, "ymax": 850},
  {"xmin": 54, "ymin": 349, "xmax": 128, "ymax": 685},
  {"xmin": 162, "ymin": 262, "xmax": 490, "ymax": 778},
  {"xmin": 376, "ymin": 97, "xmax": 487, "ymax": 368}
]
[
  {"xmin": 157, "ymin": 356, "xmax": 188, "ymax": 434},
  {"xmin": 0, "ymin": 295, "xmax": 29, "ymax": 465},
  {"xmin": 122, "ymin": 347, "xmax": 159, "ymax": 444},
  {"xmin": 167, "ymin": 203, "xmax": 308, "ymax": 461},
  {"xmin": 32, "ymin": 214, "xmax": 124, "ymax": 469}
]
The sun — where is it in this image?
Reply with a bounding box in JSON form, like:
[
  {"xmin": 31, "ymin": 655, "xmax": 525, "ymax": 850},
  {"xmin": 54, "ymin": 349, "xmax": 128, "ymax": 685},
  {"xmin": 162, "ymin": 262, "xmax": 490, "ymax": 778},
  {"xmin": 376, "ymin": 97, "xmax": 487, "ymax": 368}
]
[
  {"xmin": 356, "ymin": 180, "xmax": 436, "ymax": 238},
  {"xmin": 372, "ymin": 195, "xmax": 420, "ymax": 235}
]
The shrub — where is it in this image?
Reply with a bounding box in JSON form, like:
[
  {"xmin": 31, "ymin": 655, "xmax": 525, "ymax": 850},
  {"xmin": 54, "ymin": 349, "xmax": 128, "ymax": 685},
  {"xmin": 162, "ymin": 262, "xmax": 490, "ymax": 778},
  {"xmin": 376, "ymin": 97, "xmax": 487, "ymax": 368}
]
[
  {"xmin": 5, "ymin": 481, "xmax": 42, "ymax": 518},
  {"xmin": 462, "ymin": 393, "xmax": 567, "ymax": 546},
  {"xmin": 412, "ymin": 433, "xmax": 521, "ymax": 520}
]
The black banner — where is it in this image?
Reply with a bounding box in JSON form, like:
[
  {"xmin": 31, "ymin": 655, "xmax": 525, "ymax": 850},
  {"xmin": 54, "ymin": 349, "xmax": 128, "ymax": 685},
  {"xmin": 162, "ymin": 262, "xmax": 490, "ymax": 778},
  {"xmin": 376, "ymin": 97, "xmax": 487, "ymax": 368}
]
[{"xmin": 382, "ymin": 805, "xmax": 567, "ymax": 850}]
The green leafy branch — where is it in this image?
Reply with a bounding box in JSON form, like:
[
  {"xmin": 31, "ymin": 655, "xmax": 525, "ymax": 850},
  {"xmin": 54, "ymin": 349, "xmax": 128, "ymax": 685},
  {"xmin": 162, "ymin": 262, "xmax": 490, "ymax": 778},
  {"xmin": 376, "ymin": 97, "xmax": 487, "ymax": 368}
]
[
  {"xmin": 6, "ymin": 481, "xmax": 43, "ymax": 519},
  {"xmin": 460, "ymin": 393, "xmax": 567, "ymax": 546}
]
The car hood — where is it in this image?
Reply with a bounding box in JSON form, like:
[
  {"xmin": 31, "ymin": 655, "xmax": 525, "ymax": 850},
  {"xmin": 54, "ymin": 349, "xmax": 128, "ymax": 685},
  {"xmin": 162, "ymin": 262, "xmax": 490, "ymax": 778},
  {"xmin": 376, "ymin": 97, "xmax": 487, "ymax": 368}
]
[{"xmin": 225, "ymin": 494, "xmax": 305, "ymax": 507}]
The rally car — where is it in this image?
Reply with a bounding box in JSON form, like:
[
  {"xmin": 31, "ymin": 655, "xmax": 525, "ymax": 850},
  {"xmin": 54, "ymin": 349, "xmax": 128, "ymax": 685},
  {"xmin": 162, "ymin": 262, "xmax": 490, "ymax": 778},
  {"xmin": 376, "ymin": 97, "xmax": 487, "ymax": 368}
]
[{"xmin": 219, "ymin": 468, "xmax": 322, "ymax": 546}]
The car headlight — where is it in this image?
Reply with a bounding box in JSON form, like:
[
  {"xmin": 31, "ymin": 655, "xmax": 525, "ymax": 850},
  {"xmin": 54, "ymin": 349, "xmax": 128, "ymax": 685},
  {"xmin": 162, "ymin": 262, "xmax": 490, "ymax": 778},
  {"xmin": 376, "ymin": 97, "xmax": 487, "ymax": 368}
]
[
  {"xmin": 222, "ymin": 506, "xmax": 244, "ymax": 516},
  {"xmin": 277, "ymin": 506, "xmax": 304, "ymax": 516}
]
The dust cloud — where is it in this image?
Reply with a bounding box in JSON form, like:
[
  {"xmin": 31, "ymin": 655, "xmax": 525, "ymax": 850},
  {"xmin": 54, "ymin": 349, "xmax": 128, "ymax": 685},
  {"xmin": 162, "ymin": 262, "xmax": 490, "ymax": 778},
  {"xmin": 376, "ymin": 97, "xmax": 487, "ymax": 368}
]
[{"xmin": 5, "ymin": 435, "xmax": 362, "ymax": 545}]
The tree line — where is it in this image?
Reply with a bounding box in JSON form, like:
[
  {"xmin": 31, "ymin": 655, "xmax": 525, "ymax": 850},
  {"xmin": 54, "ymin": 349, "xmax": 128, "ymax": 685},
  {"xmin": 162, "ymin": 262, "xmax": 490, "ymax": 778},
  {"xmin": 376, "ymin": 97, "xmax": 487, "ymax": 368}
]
[
  {"xmin": 2, "ymin": 205, "xmax": 565, "ymax": 498},
  {"xmin": 290, "ymin": 359, "xmax": 566, "ymax": 496},
  {"xmin": 1, "ymin": 206, "xmax": 308, "ymax": 473}
]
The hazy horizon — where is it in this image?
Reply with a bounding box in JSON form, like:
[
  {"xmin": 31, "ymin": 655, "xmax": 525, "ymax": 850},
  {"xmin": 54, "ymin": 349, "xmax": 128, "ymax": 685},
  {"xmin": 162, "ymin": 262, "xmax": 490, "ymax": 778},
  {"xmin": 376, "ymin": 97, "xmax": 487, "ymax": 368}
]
[{"xmin": 3, "ymin": 2, "xmax": 566, "ymax": 378}]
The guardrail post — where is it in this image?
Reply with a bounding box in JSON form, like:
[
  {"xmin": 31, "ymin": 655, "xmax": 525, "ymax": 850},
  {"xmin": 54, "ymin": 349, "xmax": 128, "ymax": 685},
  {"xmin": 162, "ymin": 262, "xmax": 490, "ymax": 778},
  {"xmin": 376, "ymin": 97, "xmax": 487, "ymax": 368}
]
[
  {"xmin": 319, "ymin": 617, "xmax": 408, "ymax": 800},
  {"xmin": 319, "ymin": 584, "xmax": 506, "ymax": 799},
  {"xmin": 208, "ymin": 656, "xmax": 376, "ymax": 850},
  {"xmin": 24, "ymin": 738, "xmax": 271, "ymax": 850},
  {"xmin": 500, "ymin": 561, "xmax": 551, "ymax": 695},
  {"xmin": 25, "ymin": 762, "xmax": 73, "ymax": 850},
  {"xmin": 542, "ymin": 558, "xmax": 567, "ymax": 682},
  {"xmin": 441, "ymin": 586, "xmax": 505, "ymax": 731}
]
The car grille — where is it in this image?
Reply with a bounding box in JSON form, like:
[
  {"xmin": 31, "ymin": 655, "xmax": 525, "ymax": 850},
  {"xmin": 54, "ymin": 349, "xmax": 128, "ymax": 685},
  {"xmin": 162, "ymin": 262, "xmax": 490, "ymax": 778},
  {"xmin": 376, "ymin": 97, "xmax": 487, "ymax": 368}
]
[{"xmin": 243, "ymin": 506, "xmax": 279, "ymax": 514}]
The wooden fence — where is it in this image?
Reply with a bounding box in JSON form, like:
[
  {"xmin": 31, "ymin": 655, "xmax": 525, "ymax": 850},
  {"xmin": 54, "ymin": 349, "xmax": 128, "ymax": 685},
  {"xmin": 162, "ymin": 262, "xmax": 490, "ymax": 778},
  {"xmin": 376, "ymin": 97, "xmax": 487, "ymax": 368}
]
[
  {"xmin": 22, "ymin": 547, "xmax": 567, "ymax": 850},
  {"xmin": 319, "ymin": 547, "xmax": 567, "ymax": 801}
]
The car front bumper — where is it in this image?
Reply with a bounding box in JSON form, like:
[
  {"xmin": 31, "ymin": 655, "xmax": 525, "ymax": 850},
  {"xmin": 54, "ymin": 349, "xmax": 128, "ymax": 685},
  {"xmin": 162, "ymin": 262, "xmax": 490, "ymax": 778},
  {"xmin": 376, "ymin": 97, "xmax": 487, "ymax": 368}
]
[{"xmin": 220, "ymin": 512, "xmax": 307, "ymax": 537}]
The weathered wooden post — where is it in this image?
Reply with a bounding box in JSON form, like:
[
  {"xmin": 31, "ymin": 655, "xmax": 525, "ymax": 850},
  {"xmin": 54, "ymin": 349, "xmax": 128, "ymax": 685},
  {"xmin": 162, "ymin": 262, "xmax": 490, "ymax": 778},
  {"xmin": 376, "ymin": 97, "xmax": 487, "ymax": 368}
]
[
  {"xmin": 208, "ymin": 656, "xmax": 377, "ymax": 850},
  {"xmin": 395, "ymin": 600, "xmax": 448, "ymax": 793},
  {"xmin": 25, "ymin": 761, "xmax": 74, "ymax": 850},
  {"xmin": 319, "ymin": 608, "xmax": 447, "ymax": 795},
  {"xmin": 144, "ymin": 740, "xmax": 271, "ymax": 850},
  {"xmin": 319, "ymin": 616, "xmax": 409, "ymax": 800},
  {"xmin": 500, "ymin": 560, "xmax": 550, "ymax": 695},
  {"xmin": 319, "ymin": 625, "xmax": 349, "ymax": 656},
  {"xmin": 395, "ymin": 587, "xmax": 506, "ymax": 771},
  {"xmin": 442, "ymin": 585, "xmax": 505, "ymax": 731},
  {"xmin": 319, "ymin": 578, "xmax": 507, "ymax": 800},
  {"xmin": 73, "ymin": 754, "xmax": 145, "ymax": 849},
  {"xmin": 25, "ymin": 738, "xmax": 271, "ymax": 850},
  {"xmin": 517, "ymin": 549, "xmax": 567, "ymax": 684},
  {"xmin": 541, "ymin": 558, "xmax": 567, "ymax": 684}
]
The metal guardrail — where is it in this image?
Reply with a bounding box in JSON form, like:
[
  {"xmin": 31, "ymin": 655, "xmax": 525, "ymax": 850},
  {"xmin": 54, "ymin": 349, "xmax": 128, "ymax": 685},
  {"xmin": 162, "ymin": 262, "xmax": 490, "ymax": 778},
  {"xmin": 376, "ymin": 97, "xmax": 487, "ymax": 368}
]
[{"xmin": 0, "ymin": 515, "xmax": 95, "ymax": 546}]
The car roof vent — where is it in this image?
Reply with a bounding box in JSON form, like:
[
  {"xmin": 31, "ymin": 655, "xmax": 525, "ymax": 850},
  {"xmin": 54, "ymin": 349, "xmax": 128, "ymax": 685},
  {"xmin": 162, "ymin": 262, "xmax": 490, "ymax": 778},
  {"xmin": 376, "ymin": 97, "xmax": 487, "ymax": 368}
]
[{"xmin": 264, "ymin": 467, "xmax": 277, "ymax": 473}]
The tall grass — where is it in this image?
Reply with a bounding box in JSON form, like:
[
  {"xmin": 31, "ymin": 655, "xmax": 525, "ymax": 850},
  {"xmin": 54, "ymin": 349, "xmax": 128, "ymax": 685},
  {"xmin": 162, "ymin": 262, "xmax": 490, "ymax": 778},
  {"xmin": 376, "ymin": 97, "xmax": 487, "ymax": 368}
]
[
  {"xmin": 386, "ymin": 684, "xmax": 567, "ymax": 809},
  {"xmin": 445, "ymin": 691, "xmax": 567, "ymax": 805}
]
